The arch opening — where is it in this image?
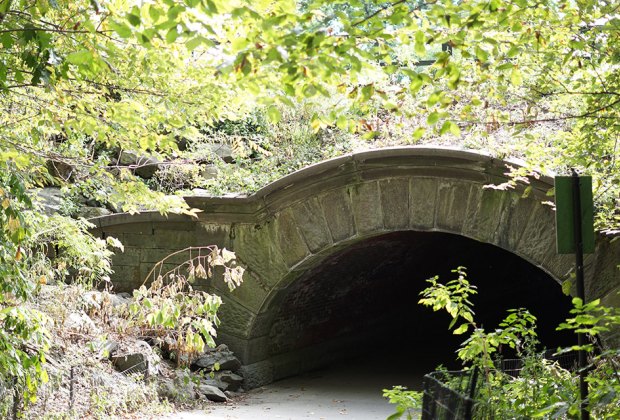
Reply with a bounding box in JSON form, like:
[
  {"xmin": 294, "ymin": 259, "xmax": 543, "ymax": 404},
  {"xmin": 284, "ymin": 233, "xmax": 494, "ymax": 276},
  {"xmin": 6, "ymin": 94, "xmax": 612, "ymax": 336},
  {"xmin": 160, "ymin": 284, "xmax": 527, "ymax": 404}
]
[{"xmin": 263, "ymin": 231, "xmax": 574, "ymax": 385}]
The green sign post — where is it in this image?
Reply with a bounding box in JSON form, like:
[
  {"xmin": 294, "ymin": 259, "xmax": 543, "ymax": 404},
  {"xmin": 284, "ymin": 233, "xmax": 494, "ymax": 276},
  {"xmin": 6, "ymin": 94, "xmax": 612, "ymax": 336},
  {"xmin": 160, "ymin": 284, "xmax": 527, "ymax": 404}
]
[
  {"xmin": 555, "ymin": 171, "xmax": 595, "ymax": 420},
  {"xmin": 555, "ymin": 175, "xmax": 595, "ymax": 254}
]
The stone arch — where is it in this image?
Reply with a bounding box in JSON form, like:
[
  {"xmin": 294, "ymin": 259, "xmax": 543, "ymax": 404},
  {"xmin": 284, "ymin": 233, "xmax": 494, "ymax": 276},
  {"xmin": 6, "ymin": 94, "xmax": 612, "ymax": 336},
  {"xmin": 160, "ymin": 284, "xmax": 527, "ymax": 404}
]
[{"xmin": 91, "ymin": 147, "xmax": 620, "ymax": 386}]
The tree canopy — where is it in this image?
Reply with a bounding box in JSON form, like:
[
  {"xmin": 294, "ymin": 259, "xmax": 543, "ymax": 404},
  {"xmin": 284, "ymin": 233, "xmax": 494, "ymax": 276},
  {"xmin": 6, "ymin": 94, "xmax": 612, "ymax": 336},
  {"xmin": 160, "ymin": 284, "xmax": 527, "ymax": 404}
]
[{"xmin": 0, "ymin": 0, "xmax": 619, "ymax": 410}]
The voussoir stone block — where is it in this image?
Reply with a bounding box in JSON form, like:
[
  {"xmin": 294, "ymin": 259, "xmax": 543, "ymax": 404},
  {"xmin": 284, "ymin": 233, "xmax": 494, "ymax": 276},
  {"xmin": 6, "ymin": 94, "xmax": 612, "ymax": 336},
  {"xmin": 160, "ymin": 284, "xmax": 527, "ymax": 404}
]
[
  {"xmin": 462, "ymin": 187, "xmax": 508, "ymax": 243},
  {"xmin": 291, "ymin": 197, "xmax": 332, "ymax": 253},
  {"xmin": 319, "ymin": 188, "xmax": 356, "ymax": 242},
  {"xmin": 410, "ymin": 178, "xmax": 438, "ymax": 229},
  {"xmin": 274, "ymin": 208, "xmax": 310, "ymax": 268},
  {"xmin": 515, "ymin": 202, "xmax": 556, "ymax": 267},
  {"xmin": 217, "ymin": 298, "xmax": 256, "ymax": 339},
  {"xmin": 589, "ymin": 238, "xmax": 620, "ymax": 301},
  {"xmin": 380, "ymin": 178, "xmax": 409, "ymax": 230},
  {"xmin": 232, "ymin": 223, "xmax": 288, "ymax": 288},
  {"xmin": 435, "ymin": 180, "xmax": 472, "ymax": 233},
  {"xmin": 495, "ymin": 194, "xmax": 538, "ymax": 250},
  {"xmin": 350, "ymin": 181, "xmax": 383, "ymax": 235}
]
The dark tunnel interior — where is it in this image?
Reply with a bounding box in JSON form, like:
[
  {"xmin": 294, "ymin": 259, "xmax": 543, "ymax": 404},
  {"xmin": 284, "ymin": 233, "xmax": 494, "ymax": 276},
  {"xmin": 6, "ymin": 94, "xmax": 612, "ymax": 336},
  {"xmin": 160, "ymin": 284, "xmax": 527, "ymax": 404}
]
[{"xmin": 267, "ymin": 231, "xmax": 575, "ymax": 386}]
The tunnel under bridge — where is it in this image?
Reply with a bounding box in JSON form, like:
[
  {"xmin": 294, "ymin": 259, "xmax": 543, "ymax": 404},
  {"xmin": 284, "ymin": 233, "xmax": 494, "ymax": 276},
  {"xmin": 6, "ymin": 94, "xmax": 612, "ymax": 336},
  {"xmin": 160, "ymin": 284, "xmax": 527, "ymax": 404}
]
[{"xmin": 91, "ymin": 147, "xmax": 620, "ymax": 387}]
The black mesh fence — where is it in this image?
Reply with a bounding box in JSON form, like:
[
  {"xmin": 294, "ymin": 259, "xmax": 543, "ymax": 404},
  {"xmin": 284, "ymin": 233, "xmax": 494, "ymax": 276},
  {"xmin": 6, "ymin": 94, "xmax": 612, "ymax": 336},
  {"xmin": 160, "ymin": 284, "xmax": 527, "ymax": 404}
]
[
  {"xmin": 421, "ymin": 351, "xmax": 579, "ymax": 419},
  {"xmin": 421, "ymin": 370, "xmax": 477, "ymax": 420}
]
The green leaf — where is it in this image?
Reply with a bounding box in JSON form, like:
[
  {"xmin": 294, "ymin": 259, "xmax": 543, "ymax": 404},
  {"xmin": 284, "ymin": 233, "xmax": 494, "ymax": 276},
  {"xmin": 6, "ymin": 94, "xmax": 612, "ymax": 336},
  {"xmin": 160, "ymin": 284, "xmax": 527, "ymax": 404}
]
[
  {"xmin": 454, "ymin": 324, "xmax": 469, "ymax": 335},
  {"xmin": 185, "ymin": 36, "xmax": 204, "ymax": 51},
  {"xmin": 510, "ymin": 67, "xmax": 523, "ymax": 86},
  {"xmin": 165, "ymin": 27, "xmax": 178, "ymax": 43},
  {"xmin": 65, "ymin": 50, "xmax": 93, "ymax": 65},
  {"xmin": 127, "ymin": 11, "xmax": 141, "ymax": 27},
  {"xmin": 412, "ymin": 127, "xmax": 425, "ymax": 140},
  {"xmin": 266, "ymin": 106, "xmax": 282, "ymax": 124},
  {"xmin": 427, "ymin": 112, "xmax": 440, "ymax": 126},
  {"xmin": 110, "ymin": 21, "xmax": 132, "ymax": 38}
]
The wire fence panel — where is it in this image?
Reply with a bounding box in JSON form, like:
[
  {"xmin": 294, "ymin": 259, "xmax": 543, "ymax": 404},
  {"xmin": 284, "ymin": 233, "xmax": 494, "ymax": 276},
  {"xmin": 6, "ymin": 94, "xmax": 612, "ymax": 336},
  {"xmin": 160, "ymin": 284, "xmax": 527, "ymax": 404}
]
[
  {"xmin": 422, "ymin": 351, "xmax": 579, "ymax": 419},
  {"xmin": 421, "ymin": 370, "xmax": 477, "ymax": 420}
]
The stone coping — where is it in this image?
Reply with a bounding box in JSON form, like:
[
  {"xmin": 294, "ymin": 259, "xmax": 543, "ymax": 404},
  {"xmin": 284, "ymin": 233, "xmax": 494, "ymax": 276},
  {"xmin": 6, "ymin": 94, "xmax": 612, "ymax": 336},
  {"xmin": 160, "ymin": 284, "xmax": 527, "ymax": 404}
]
[{"xmin": 90, "ymin": 146, "xmax": 555, "ymax": 228}]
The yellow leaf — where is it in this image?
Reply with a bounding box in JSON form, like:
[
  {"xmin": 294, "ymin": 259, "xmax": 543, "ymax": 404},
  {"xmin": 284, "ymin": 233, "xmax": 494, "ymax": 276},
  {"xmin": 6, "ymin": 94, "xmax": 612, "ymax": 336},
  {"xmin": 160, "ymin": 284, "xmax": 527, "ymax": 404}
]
[
  {"xmin": 2, "ymin": 198, "xmax": 9, "ymax": 209},
  {"xmin": 7, "ymin": 216, "xmax": 20, "ymax": 232},
  {"xmin": 39, "ymin": 275, "xmax": 47, "ymax": 285}
]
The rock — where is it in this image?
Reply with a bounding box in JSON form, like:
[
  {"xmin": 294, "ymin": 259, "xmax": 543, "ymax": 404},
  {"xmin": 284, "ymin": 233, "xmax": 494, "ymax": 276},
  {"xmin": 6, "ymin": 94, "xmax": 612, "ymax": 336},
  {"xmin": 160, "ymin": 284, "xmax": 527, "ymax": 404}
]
[
  {"xmin": 225, "ymin": 390, "xmax": 241, "ymax": 399},
  {"xmin": 63, "ymin": 312, "xmax": 98, "ymax": 334},
  {"xmin": 32, "ymin": 187, "xmax": 63, "ymax": 216},
  {"xmin": 162, "ymin": 370, "xmax": 200, "ymax": 402},
  {"xmin": 75, "ymin": 206, "xmax": 112, "ymax": 219},
  {"xmin": 118, "ymin": 150, "xmax": 161, "ymax": 179},
  {"xmin": 118, "ymin": 150, "xmax": 140, "ymax": 166},
  {"xmin": 81, "ymin": 291, "xmax": 129, "ymax": 312},
  {"xmin": 191, "ymin": 188, "xmax": 213, "ymax": 196},
  {"xmin": 101, "ymin": 339, "xmax": 119, "ymax": 358},
  {"xmin": 111, "ymin": 340, "xmax": 160, "ymax": 376},
  {"xmin": 207, "ymin": 143, "xmax": 234, "ymax": 163},
  {"xmin": 157, "ymin": 378, "xmax": 178, "ymax": 401},
  {"xmin": 176, "ymin": 137, "xmax": 189, "ymax": 151},
  {"xmin": 198, "ymin": 384, "xmax": 228, "ymax": 402},
  {"xmin": 111, "ymin": 353, "xmax": 147, "ymax": 375},
  {"xmin": 238, "ymin": 361, "xmax": 274, "ymax": 390},
  {"xmin": 109, "ymin": 293, "xmax": 130, "ymax": 307},
  {"xmin": 200, "ymin": 164, "xmax": 218, "ymax": 179},
  {"xmin": 135, "ymin": 157, "xmax": 161, "ymax": 179},
  {"xmin": 192, "ymin": 347, "xmax": 241, "ymax": 372},
  {"xmin": 46, "ymin": 160, "xmax": 75, "ymax": 181},
  {"xmin": 75, "ymin": 194, "xmax": 101, "ymax": 208},
  {"xmin": 217, "ymin": 371, "xmax": 244, "ymax": 391}
]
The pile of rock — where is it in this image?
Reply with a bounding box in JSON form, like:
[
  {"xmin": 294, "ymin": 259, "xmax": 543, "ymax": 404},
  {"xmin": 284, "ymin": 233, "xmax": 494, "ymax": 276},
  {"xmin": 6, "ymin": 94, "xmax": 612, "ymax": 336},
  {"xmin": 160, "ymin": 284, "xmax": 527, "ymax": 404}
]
[{"xmin": 157, "ymin": 344, "xmax": 245, "ymax": 403}]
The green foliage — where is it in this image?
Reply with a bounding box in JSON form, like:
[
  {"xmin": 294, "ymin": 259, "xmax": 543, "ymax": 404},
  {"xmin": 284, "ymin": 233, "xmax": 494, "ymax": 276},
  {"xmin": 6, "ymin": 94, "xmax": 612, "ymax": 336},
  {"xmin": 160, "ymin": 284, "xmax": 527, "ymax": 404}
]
[
  {"xmin": 385, "ymin": 268, "xmax": 620, "ymax": 418},
  {"xmin": 382, "ymin": 385, "xmax": 422, "ymax": 420},
  {"xmin": 558, "ymin": 297, "xmax": 620, "ymax": 351},
  {"xmin": 125, "ymin": 246, "xmax": 244, "ymax": 366}
]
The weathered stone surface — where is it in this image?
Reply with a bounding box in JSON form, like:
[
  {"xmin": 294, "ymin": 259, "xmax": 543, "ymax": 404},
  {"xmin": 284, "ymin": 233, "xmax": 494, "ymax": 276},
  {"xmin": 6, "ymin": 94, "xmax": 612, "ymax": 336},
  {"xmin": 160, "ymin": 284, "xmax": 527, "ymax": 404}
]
[
  {"xmin": 435, "ymin": 181, "xmax": 472, "ymax": 233},
  {"xmin": 111, "ymin": 340, "xmax": 159, "ymax": 376},
  {"xmin": 494, "ymin": 194, "xmax": 538, "ymax": 250},
  {"xmin": 193, "ymin": 350, "xmax": 241, "ymax": 372},
  {"xmin": 33, "ymin": 187, "xmax": 63, "ymax": 216},
  {"xmin": 350, "ymin": 182, "xmax": 383, "ymax": 235},
  {"xmin": 589, "ymin": 237, "xmax": 620, "ymax": 300},
  {"xmin": 239, "ymin": 360, "xmax": 274, "ymax": 389},
  {"xmin": 217, "ymin": 371, "xmax": 244, "ymax": 391},
  {"xmin": 274, "ymin": 208, "xmax": 310, "ymax": 268},
  {"xmin": 291, "ymin": 197, "xmax": 332, "ymax": 253},
  {"xmin": 214, "ymin": 299, "xmax": 256, "ymax": 339},
  {"xmin": 207, "ymin": 143, "xmax": 234, "ymax": 163},
  {"xmin": 233, "ymin": 222, "xmax": 288, "ymax": 288},
  {"xmin": 319, "ymin": 188, "xmax": 355, "ymax": 242},
  {"xmin": 515, "ymin": 203, "xmax": 556, "ymax": 266},
  {"xmin": 220, "ymin": 270, "xmax": 268, "ymax": 313},
  {"xmin": 380, "ymin": 178, "xmax": 409, "ymax": 230},
  {"xmin": 88, "ymin": 147, "xmax": 620, "ymax": 387},
  {"xmin": 76, "ymin": 206, "xmax": 112, "ymax": 219},
  {"xmin": 198, "ymin": 384, "xmax": 228, "ymax": 402},
  {"xmin": 63, "ymin": 312, "xmax": 98, "ymax": 334},
  {"xmin": 111, "ymin": 353, "xmax": 146, "ymax": 374},
  {"xmin": 200, "ymin": 164, "xmax": 219, "ymax": 179},
  {"xmin": 462, "ymin": 187, "xmax": 506, "ymax": 242},
  {"xmin": 409, "ymin": 178, "xmax": 437, "ymax": 229}
]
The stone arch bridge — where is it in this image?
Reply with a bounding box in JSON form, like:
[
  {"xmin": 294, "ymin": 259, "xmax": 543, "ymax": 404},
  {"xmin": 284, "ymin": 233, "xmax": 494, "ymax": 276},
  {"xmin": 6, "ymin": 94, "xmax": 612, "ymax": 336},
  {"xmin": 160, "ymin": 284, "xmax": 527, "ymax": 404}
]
[{"xmin": 92, "ymin": 147, "xmax": 619, "ymax": 387}]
